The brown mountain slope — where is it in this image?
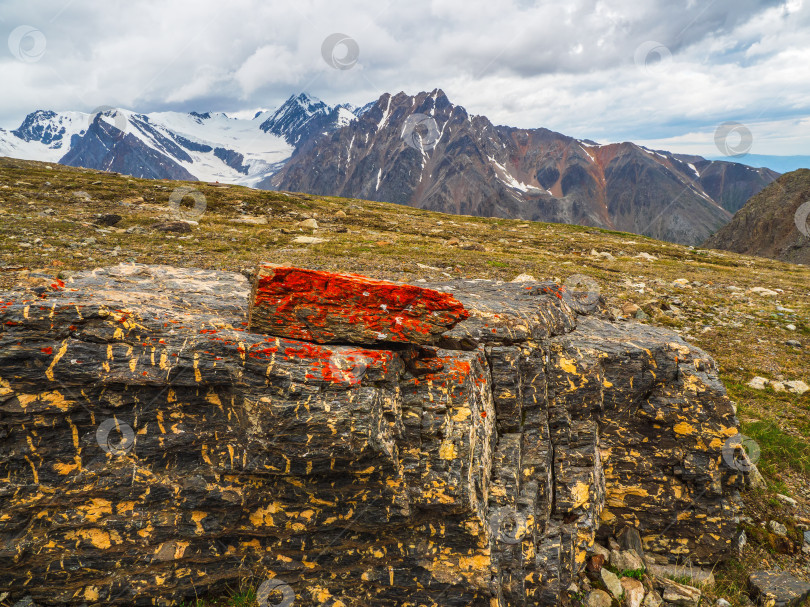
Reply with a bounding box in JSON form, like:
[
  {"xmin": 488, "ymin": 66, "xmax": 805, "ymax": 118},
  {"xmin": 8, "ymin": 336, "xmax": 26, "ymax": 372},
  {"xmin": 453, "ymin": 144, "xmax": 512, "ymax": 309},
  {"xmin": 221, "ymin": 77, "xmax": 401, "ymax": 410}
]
[
  {"xmin": 704, "ymin": 169, "xmax": 810, "ymax": 264},
  {"xmin": 267, "ymin": 89, "xmax": 778, "ymax": 246}
]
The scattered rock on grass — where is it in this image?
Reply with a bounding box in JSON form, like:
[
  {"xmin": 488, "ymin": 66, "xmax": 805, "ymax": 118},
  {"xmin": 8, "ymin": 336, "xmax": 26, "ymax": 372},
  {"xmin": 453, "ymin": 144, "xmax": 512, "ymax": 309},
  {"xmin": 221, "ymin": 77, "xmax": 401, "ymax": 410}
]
[{"xmin": 749, "ymin": 570, "xmax": 810, "ymax": 607}]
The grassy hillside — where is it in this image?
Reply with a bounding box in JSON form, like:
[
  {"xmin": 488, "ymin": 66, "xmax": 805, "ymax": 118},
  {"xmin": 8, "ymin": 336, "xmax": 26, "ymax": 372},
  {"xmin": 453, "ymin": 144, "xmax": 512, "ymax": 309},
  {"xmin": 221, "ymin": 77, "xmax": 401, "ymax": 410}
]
[{"xmin": 1, "ymin": 156, "xmax": 809, "ymax": 606}]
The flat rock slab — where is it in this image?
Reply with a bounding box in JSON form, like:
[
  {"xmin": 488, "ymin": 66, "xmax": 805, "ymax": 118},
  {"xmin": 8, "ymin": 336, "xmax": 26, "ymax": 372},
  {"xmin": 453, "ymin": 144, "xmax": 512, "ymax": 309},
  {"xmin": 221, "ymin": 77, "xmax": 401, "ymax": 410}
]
[
  {"xmin": 749, "ymin": 571, "xmax": 810, "ymax": 606},
  {"xmin": 249, "ymin": 265, "xmax": 469, "ymax": 344}
]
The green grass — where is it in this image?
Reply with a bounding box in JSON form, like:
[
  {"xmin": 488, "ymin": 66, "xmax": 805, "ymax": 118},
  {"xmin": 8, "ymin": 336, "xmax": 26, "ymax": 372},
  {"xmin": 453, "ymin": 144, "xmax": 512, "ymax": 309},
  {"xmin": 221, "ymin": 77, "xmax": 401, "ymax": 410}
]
[{"xmin": 743, "ymin": 419, "xmax": 810, "ymax": 475}]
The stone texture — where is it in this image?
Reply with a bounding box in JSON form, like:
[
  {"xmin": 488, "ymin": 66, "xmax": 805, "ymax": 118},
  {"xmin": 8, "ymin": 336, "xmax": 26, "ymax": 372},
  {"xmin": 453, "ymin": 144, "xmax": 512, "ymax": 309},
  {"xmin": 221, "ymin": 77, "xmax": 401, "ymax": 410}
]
[
  {"xmin": 649, "ymin": 564, "xmax": 715, "ymax": 588},
  {"xmin": 585, "ymin": 589, "xmax": 612, "ymax": 607},
  {"xmin": 0, "ymin": 265, "xmax": 745, "ymax": 605},
  {"xmin": 611, "ymin": 549, "xmax": 645, "ymax": 572},
  {"xmin": 749, "ymin": 571, "xmax": 810, "ymax": 607},
  {"xmin": 659, "ymin": 577, "xmax": 701, "ymax": 606},
  {"xmin": 248, "ymin": 264, "xmax": 469, "ymax": 345},
  {"xmin": 618, "ymin": 526, "xmax": 645, "ymax": 558},
  {"xmin": 621, "ymin": 577, "xmax": 645, "ymax": 607},
  {"xmin": 642, "ymin": 591, "xmax": 663, "ymax": 606},
  {"xmin": 601, "ymin": 569, "xmax": 623, "ymax": 599}
]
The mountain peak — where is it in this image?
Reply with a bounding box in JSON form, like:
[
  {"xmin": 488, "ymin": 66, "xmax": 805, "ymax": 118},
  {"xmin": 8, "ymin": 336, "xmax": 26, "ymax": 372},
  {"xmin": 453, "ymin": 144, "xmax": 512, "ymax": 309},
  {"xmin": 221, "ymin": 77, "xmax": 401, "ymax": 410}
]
[{"xmin": 259, "ymin": 93, "xmax": 355, "ymax": 145}]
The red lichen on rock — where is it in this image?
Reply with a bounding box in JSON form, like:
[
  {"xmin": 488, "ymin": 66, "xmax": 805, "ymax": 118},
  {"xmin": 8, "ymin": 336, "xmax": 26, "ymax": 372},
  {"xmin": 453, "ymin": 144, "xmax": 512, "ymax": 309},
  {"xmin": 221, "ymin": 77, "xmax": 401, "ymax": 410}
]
[{"xmin": 248, "ymin": 265, "xmax": 469, "ymax": 345}]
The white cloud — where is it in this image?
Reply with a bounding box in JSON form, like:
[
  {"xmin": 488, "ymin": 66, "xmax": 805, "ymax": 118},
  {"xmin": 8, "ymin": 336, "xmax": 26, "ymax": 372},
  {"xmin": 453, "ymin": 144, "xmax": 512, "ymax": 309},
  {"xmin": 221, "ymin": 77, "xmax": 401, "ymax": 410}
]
[{"xmin": 0, "ymin": 0, "xmax": 808, "ymax": 155}]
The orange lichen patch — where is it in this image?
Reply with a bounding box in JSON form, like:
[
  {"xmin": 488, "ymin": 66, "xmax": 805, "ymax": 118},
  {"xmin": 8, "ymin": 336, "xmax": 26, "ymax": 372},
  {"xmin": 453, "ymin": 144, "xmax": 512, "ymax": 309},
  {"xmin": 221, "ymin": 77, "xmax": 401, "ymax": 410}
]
[{"xmin": 248, "ymin": 265, "xmax": 468, "ymax": 345}]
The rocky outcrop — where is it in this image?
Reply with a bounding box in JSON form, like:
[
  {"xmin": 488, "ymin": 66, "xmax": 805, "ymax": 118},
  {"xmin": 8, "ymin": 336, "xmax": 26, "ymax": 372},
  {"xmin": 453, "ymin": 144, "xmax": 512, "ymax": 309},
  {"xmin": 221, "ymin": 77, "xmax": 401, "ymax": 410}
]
[{"xmin": 0, "ymin": 264, "xmax": 746, "ymax": 605}]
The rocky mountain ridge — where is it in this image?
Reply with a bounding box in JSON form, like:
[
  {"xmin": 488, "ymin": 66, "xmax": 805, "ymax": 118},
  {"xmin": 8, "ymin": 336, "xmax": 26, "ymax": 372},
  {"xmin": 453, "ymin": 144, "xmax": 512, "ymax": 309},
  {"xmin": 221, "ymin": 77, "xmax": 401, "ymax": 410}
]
[
  {"xmin": 270, "ymin": 89, "xmax": 778, "ymax": 246},
  {"xmin": 704, "ymin": 169, "xmax": 810, "ymax": 265}
]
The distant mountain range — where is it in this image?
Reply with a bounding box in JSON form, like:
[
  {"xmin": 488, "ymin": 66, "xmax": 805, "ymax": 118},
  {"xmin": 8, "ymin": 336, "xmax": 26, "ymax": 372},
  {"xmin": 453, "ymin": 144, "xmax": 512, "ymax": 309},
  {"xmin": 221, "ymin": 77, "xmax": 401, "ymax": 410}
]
[
  {"xmin": 0, "ymin": 90, "xmax": 780, "ymax": 245},
  {"xmin": 709, "ymin": 154, "xmax": 810, "ymax": 174}
]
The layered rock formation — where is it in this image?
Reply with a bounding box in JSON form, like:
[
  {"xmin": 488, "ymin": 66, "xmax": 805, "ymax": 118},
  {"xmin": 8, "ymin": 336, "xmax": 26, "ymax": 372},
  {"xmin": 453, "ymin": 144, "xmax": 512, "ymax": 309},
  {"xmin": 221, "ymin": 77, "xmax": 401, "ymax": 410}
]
[{"xmin": 0, "ymin": 264, "xmax": 745, "ymax": 605}]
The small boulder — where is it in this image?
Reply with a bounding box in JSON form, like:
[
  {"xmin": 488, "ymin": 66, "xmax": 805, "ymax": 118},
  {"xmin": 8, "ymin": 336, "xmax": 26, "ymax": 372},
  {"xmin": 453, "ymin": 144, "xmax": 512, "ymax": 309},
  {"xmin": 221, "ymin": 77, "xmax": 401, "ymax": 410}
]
[
  {"xmin": 769, "ymin": 521, "xmax": 788, "ymax": 537},
  {"xmin": 292, "ymin": 236, "xmax": 326, "ymax": 244},
  {"xmin": 591, "ymin": 542, "xmax": 611, "ymax": 561},
  {"xmin": 658, "ymin": 577, "xmax": 701, "ymax": 606},
  {"xmin": 776, "ymin": 494, "xmax": 798, "ymax": 508},
  {"xmin": 611, "ymin": 549, "xmax": 645, "ymax": 572},
  {"xmin": 747, "ymin": 287, "xmax": 779, "ymax": 297},
  {"xmin": 621, "ymin": 577, "xmax": 645, "ymax": 607},
  {"xmin": 585, "ymin": 589, "xmax": 612, "ymax": 607},
  {"xmin": 622, "ymin": 302, "xmax": 641, "ymax": 316},
  {"xmin": 786, "ymin": 380, "xmax": 809, "ymax": 395},
  {"xmin": 587, "ymin": 553, "xmax": 605, "ymax": 573},
  {"xmin": 94, "ymin": 213, "xmax": 122, "ymax": 226},
  {"xmin": 747, "ymin": 376, "xmax": 769, "ymax": 390},
  {"xmin": 649, "ymin": 564, "xmax": 715, "ymax": 588},
  {"xmin": 511, "ymin": 274, "xmax": 537, "ymax": 283},
  {"xmin": 297, "ymin": 218, "xmax": 318, "ymax": 229},
  {"xmin": 601, "ymin": 568, "xmax": 624, "ymax": 599},
  {"xmin": 749, "ymin": 571, "xmax": 810, "ymax": 607},
  {"xmin": 642, "ymin": 591, "xmax": 663, "ymax": 607}
]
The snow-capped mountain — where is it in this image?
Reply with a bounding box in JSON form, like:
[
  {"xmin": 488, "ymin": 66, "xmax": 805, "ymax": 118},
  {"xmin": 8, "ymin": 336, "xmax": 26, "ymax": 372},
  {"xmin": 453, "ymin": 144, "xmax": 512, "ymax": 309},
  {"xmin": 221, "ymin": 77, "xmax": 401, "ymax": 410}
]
[
  {"xmin": 0, "ymin": 89, "xmax": 781, "ymax": 245},
  {"xmin": 0, "ymin": 94, "xmax": 355, "ymax": 186},
  {"xmin": 258, "ymin": 93, "xmax": 357, "ymax": 146}
]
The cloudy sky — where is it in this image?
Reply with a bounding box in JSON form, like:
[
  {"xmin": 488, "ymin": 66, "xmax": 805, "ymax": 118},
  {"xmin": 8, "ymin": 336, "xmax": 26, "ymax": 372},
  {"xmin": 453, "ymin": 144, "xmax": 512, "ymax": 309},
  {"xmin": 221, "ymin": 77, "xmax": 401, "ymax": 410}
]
[{"xmin": 2, "ymin": 0, "xmax": 809, "ymax": 156}]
